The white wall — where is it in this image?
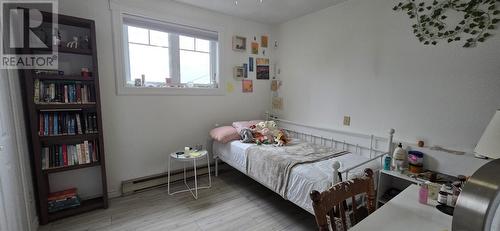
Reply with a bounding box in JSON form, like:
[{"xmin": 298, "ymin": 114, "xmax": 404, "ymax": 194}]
[
  {"xmin": 276, "ymin": 0, "xmax": 500, "ymax": 153},
  {"xmin": 1, "ymin": 71, "xmax": 37, "ymax": 231},
  {"xmin": 56, "ymin": 0, "xmax": 275, "ymax": 197}
]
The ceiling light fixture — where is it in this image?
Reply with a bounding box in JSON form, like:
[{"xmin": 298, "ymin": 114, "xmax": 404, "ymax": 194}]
[{"xmin": 234, "ymin": 0, "xmax": 238, "ymax": 5}]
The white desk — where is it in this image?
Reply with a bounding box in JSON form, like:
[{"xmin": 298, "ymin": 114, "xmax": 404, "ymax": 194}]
[{"xmin": 350, "ymin": 184, "xmax": 452, "ymax": 231}]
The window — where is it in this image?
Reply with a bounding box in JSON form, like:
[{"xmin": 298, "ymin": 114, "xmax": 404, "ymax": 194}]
[{"xmin": 122, "ymin": 15, "xmax": 219, "ymax": 90}]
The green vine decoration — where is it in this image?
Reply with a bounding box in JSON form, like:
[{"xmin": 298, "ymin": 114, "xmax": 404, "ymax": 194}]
[{"xmin": 393, "ymin": 0, "xmax": 500, "ymax": 47}]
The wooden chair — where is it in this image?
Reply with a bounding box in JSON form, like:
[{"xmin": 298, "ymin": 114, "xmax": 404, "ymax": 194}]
[{"xmin": 310, "ymin": 169, "xmax": 376, "ymax": 231}]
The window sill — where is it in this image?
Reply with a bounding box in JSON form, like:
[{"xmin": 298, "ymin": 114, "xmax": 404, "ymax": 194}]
[{"xmin": 116, "ymin": 86, "xmax": 225, "ymax": 96}]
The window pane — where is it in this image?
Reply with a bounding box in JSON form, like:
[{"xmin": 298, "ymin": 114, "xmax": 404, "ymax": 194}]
[
  {"xmin": 150, "ymin": 30, "xmax": 169, "ymax": 47},
  {"xmin": 180, "ymin": 50, "xmax": 210, "ymax": 84},
  {"xmin": 179, "ymin": 35, "xmax": 194, "ymax": 50},
  {"xmin": 127, "ymin": 26, "xmax": 149, "ymax": 44},
  {"xmin": 128, "ymin": 43, "xmax": 170, "ymax": 85},
  {"xmin": 195, "ymin": 39, "xmax": 210, "ymax": 52}
]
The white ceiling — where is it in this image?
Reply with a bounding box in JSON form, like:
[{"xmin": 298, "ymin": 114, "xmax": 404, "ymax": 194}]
[{"xmin": 173, "ymin": 0, "xmax": 346, "ymax": 24}]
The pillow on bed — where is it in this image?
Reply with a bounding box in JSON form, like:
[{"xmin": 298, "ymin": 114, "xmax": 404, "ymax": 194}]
[
  {"xmin": 232, "ymin": 120, "xmax": 263, "ymax": 133},
  {"xmin": 210, "ymin": 126, "xmax": 240, "ymax": 143}
]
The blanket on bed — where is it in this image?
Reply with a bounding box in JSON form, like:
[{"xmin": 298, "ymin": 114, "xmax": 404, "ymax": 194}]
[{"xmin": 246, "ymin": 141, "xmax": 348, "ymax": 199}]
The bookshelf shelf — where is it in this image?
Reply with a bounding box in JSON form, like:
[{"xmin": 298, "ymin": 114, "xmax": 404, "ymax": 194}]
[
  {"xmin": 39, "ymin": 134, "xmax": 99, "ymax": 143},
  {"xmin": 20, "ymin": 13, "xmax": 108, "ymax": 225},
  {"xmin": 35, "ymin": 103, "xmax": 96, "ymax": 110},
  {"xmin": 32, "ymin": 46, "xmax": 93, "ymax": 55},
  {"xmin": 43, "ymin": 162, "xmax": 100, "ymax": 174},
  {"xmin": 34, "ymin": 75, "xmax": 94, "ymax": 81},
  {"xmin": 47, "ymin": 197, "xmax": 105, "ymax": 222}
]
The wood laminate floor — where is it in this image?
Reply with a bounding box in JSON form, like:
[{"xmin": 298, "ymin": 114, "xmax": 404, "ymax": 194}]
[{"xmin": 39, "ymin": 169, "xmax": 316, "ymax": 231}]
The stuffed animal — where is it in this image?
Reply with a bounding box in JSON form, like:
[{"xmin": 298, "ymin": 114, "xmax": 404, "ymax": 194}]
[
  {"xmin": 250, "ymin": 120, "xmax": 288, "ymax": 146},
  {"xmin": 274, "ymin": 130, "xmax": 289, "ymax": 146},
  {"xmin": 240, "ymin": 128, "xmax": 254, "ymax": 143}
]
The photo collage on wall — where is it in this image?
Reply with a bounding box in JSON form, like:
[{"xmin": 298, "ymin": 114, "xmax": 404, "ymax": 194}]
[{"xmin": 231, "ymin": 34, "xmax": 271, "ymax": 93}]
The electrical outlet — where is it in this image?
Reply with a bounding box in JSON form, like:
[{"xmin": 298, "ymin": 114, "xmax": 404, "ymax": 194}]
[{"xmin": 343, "ymin": 116, "xmax": 351, "ymax": 126}]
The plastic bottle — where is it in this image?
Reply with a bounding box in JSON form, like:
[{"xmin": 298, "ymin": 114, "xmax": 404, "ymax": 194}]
[
  {"xmin": 419, "ymin": 183, "xmax": 429, "ymax": 204},
  {"xmin": 384, "ymin": 156, "xmax": 391, "ymax": 171}
]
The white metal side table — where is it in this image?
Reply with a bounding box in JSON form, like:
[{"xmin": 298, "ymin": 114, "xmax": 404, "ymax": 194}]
[{"xmin": 167, "ymin": 149, "xmax": 211, "ymax": 199}]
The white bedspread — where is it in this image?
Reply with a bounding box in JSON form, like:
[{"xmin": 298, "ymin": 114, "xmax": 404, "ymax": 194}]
[{"xmin": 212, "ymin": 140, "xmax": 381, "ymax": 214}]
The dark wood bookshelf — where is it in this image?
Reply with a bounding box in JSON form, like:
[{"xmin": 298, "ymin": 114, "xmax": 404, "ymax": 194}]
[
  {"xmin": 20, "ymin": 13, "xmax": 108, "ymax": 225},
  {"xmin": 43, "ymin": 162, "xmax": 101, "ymax": 174}
]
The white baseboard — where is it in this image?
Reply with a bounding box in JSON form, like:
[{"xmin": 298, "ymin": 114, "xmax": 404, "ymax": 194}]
[{"xmin": 108, "ymin": 190, "xmax": 121, "ymax": 199}]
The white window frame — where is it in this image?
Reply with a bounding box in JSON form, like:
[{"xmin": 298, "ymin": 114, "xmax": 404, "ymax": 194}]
[{"xmin": 110, "ymin": 4, "xmax": 225, "ymax": 96}]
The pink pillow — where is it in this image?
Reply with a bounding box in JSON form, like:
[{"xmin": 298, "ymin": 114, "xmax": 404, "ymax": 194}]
[
  {"xmin": 232, "ymin": 120, "xmax": 263, "ymax": 133},
  {"xmin": 210, "ymin": 126, "xmax": 240, "ymax": 143}
]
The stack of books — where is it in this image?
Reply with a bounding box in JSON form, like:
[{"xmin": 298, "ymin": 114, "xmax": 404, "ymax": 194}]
[{"xmin": 48, "ymin": 188, "xmax": 81, "ymax": 213}]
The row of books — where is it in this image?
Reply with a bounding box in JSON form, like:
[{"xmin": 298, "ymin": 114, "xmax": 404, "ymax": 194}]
[
  {"xmin": 34, "ymin": 79, "xmax": 96, "ymax": 104},
  {"xmin": 41, "ymin": 140, "xmax": 99, "ymax": 170},
  {"xmin": 38, "ymin": 112, "xmax": 98, "ymax": 136},
  {"xmin": 48, "ymin": 188, "xmax": 81, "ymax": 213}
]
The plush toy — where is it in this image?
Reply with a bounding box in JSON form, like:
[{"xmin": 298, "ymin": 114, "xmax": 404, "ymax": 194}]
[
  {"xmin": 240, "ymin": 128, "xmax": 254, "ymax": 143},
  {"xmin": 250, "ymin": 120, "xmax": 288, "ymax": 146},
  {"xmin": 253, "ymin": 132, "xmax": 267, "ymax": 145},
  {"xmin": 274, "ymin": 130, "xmax": 289, "ymax": 146}
]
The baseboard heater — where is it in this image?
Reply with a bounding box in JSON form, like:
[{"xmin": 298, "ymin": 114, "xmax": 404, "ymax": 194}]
[{"xmin": 121, "ymin": 162, "xmax": 228, "ymax": 196}]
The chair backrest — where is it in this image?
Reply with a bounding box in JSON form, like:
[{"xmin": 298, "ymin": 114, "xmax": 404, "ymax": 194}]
[{"xmin": 310, "ymin": 169, "xmax": 375, "ymax": 231}]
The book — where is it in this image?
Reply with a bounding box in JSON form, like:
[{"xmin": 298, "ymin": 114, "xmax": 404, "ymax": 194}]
[
  {"xmin": 59, "ymin": 145, "xmax": 63, "ymax": 167},
  {"xmin": 48, "ymin": 188, "xmax": 77, "ymax": 201},
  {"xmin": 53, "ymin": 113, "xmax": 58, "ymax": 136},
  {"xmin": 76, "ymin": 84, "xmax": 81, "ymax": 103},
  {"xmin": 76, "ymin": 114, "xmax": 82, "ymax": 134},
  {"xmin": 91, "ymin": 142, "xmax": 96, "ymax": 162},
  {"xmin": 48, "ymin": 196, "xmax": 80, "ymax": 213},
  {"xmin": 39, "ymin": 114, "xmax": 43, "ymax": 136},
  {"xmin": 76, "ymin": 144, "xmax": 82, "ymax": 164},
  {"xmin": 92, "ymin": 114, "xmax": 98, "ymax": 133},
  {"xmin": 64, "ymin": 85, "xmax": 68, "ymax": 103},
  {"xmin": 34, "ymin": 79, "xmax": 40, "ymax": 103},
  {"xmin": 84, "ymin": 141, "xmax": 90, "ymax": 164},
  {"xmin": 44, "ymin": 113, "xmax": 49, "ymax": 136},
  {"xmin": 48, "ymin": 114, "xmax": 53, "ymax": 136},
  {"xmin": 49, "ymin": 83, "xmax": 55, "ymax": 101},
  {"xmin": 62, "ymin": 144, "xmax": 68, "ymax": 166},
  {"xmin": 82, "ymin": 85, "xmax": 87, "ymax": 103}
]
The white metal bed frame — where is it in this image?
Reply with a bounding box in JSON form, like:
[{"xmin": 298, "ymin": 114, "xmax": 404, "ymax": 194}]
[
  {"xmin": 213, "ymin": 118, "xmax": 395, "ymax": 187},
  {"xmin": 276, "ymin": 119, "xmax": 395, "ymax": 186}
]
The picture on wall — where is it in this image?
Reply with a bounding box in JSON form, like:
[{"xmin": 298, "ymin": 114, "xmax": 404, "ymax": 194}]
[
  {"xmin": 226, "ymin": 82, "xmax": 235, "ymax": 93},
  {"xmin": 242, "ymin": 79, "xmax": 253, "ymax": 92},
  {"xmin": 271, "ymin": 80, "xmax": 281, "ymax": 92},
  {"xmin": 256, "ymin": 65, "xmax": 270, "ymax": 80},
  {"xmin": 256, "ymin": 58, "xmax": 269, "ymax": 65},
  {"xmin": 232, "ymin": 36, "xmax": 247, "ymax": 51},
  {"xmin": 251, "ymin": 42, "xmax": 259, "ymax": 55},
  {"xmin": 234, "ymin": 66, "xmax": 244, "ymax": 79},
  {"xmin": 243, "ymin": 64, "xmax": 248, "ymax": 78},
  {"xmin": 249, "ymin": 57, "xmax": 254, "ymax": 72},
  {"xmin": 272, "ymin": 97, "xmax": 283, "ymax": 110},
  {"xmin": 261, "ymin": 35, "xmax": 268, "ymax": 48}
]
